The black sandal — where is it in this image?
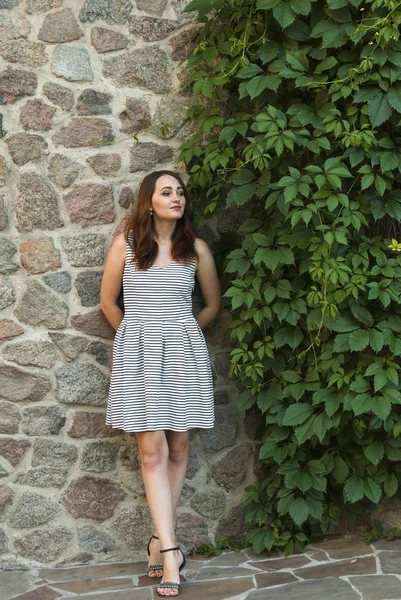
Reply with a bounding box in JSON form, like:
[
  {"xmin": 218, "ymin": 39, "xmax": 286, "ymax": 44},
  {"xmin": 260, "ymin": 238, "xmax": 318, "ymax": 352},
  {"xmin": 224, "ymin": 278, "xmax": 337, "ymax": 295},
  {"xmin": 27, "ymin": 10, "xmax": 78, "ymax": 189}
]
[
  {"xmin": 156, "ymin": 546, "xmax": 186, "ymax": 597},
  {"xmin": 146, "ymin": 535, "xmax": 163, "ymax": 578}
]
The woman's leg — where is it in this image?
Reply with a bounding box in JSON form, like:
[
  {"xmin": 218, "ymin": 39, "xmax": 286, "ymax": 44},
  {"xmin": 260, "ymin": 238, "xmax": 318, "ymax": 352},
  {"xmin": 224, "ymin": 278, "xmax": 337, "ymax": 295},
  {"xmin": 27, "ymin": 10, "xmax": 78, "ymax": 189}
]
[
  {"xmin": 165, "ymin": 430, "xmax": 190, "ymax": 515},
  {"xmin": 136, "ymin": 431, "xmax": 183, "ymax": 596}
]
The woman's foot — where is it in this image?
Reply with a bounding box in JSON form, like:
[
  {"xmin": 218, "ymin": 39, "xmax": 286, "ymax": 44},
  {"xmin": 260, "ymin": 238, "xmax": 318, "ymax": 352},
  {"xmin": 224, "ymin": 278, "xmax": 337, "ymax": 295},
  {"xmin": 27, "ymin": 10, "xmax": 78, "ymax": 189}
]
[
  {"xmin": 156, "ymin": 547, "xmax": 185, "ymax": 597},
  {"xmin": 147, "ymin": 535, "xmax": 163, "ymax": 579}
]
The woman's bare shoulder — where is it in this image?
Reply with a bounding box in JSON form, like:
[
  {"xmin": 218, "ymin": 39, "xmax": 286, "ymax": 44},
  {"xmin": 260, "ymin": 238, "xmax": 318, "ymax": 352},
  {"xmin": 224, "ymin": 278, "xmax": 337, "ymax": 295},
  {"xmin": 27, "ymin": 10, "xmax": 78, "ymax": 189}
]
[{"xmin": 194, "ymin": 237, "xmax": 211, "ymax": 256}]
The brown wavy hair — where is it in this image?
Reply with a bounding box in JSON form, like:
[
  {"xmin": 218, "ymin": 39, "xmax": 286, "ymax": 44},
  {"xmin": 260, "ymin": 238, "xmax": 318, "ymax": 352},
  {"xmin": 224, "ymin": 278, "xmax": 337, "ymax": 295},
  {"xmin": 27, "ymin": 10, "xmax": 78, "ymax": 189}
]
[{"xmin": 124, "ymin": 170, "xmax": 197, "ymax": 270}]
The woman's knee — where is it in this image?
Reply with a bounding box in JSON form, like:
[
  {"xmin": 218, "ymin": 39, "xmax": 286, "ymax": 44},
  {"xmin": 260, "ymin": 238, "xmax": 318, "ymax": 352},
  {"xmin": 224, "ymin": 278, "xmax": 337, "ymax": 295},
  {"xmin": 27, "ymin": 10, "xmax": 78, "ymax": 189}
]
[
  {"xmin": 137, "ymin": 433, "xmax": 168, "ymax": 470},
  {"xmin": 168, "ymin": 436, "xmax": 190, "ymax": 464}
]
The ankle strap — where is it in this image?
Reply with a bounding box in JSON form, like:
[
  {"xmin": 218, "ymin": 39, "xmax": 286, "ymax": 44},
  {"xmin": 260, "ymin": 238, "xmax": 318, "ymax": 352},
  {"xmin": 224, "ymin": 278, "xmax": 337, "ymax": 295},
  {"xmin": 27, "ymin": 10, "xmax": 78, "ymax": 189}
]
[
  {"xmin": 160, "ymin": 546, "xmax": 179, "ymax": 553},
  {"xmin": 152, "ymin": 535, "xmax": 159, "ymax": 540}
]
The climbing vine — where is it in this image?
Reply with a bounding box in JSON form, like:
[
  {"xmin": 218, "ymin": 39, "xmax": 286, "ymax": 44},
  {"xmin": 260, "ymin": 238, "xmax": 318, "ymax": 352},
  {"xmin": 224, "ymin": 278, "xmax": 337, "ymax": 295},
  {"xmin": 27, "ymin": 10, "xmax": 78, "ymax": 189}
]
[{"xmin": 180, "ymin": 0, "xmax": 401, "ymax": 554}]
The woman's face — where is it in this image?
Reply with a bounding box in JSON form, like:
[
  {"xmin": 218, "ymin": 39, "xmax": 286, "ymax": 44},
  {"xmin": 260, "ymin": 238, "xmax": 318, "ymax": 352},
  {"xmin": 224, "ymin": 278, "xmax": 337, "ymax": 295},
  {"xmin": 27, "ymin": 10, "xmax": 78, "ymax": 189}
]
[{"xmin": 151, "ymin": 174, "xmax": 186, "ymax": 221}]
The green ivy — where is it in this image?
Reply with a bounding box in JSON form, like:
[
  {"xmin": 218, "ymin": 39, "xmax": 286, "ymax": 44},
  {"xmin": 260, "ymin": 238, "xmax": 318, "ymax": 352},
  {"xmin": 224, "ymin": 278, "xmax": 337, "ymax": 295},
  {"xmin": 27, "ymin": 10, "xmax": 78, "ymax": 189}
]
[{"xmin": 180, "ymin": 0, "xmax": 401, "ymax": 555}]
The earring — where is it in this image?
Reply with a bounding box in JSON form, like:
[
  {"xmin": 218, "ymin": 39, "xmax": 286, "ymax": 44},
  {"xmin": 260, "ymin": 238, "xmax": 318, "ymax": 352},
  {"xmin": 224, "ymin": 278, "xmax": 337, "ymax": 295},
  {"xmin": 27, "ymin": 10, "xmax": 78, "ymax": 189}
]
[{"xmin": 150, "ymin": 207, "xmax": 153, "ymax": 216}]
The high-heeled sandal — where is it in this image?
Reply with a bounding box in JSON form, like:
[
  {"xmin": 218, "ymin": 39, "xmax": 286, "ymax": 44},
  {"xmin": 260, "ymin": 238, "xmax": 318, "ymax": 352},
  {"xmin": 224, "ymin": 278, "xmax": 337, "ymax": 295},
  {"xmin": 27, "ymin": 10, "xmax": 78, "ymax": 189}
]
[
  {"xmin": 146, "ymin": 534, "xmax": 163, "ymax": 578},
  {"xmin": 156, "ymin": 546, "xmax": 186, "ymax": 597}
]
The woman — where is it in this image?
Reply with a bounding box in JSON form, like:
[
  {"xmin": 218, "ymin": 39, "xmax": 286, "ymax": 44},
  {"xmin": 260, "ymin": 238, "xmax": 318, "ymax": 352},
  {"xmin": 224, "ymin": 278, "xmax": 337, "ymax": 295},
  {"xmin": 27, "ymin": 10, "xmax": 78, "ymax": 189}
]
[{"xmin": 100, "ymin": 170, "xmax": 221, "ymax": 597}]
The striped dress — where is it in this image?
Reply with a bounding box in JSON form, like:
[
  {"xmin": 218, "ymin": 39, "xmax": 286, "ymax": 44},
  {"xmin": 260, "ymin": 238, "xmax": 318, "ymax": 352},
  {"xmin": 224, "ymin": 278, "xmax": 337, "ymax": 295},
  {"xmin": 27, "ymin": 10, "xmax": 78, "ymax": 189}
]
[{"xmin": 106, "ymin": 239, "xmax": 214, "ymax": 432}]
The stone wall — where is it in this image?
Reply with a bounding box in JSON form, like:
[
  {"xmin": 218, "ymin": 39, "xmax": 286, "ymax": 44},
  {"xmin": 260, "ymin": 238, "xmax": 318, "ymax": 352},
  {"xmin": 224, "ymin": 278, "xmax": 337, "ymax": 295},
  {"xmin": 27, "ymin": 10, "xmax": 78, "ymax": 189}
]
[{"xmin": 0, "ymin": 0, "xmax": 257, "ymax": 568}]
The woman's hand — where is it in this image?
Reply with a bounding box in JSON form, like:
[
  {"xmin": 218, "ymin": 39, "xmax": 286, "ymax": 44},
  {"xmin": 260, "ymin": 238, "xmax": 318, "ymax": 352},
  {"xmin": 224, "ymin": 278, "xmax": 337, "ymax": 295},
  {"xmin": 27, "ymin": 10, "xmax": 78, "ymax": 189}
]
[{"xmin": 194, "ymin": 238, "xmax": 221, "ymax": 330}]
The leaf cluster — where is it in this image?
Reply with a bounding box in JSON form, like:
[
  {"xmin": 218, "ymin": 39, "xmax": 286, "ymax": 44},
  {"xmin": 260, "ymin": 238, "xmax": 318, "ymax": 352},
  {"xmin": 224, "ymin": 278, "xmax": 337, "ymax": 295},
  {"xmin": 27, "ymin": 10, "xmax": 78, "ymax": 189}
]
[{"xmin": 181, "ymin": 0, "xmax": 401, "ymax": 554}]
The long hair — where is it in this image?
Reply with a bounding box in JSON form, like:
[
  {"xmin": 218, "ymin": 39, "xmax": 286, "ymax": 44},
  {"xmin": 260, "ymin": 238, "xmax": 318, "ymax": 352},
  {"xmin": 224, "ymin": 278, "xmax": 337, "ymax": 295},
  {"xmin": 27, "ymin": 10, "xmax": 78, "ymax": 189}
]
[{"xmin": 124, "ymin": 170, "xmax": 196, "ymax": 270}]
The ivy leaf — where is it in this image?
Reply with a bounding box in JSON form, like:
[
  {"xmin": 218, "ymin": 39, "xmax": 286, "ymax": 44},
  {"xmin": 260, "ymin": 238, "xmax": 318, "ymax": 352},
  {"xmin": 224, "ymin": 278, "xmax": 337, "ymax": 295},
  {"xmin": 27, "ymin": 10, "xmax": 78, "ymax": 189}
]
[
  {"xmin": 384, "ymin": 473, "xmax": 398, "ymax": 497},
  {"xmin": 344, "ymin": 475, "xmax": 365, "ymax": 503},
  {"xmin": 364, "ymin": 441, "xmax": 385, "ymax": 465},
  {"xmin": 292, "ymin": 471, "xmax": 314, "ymax": 492},
  {"xmin": 273, "ymin": 2, "xmax": 296, "ymax": 28},
  {"xmin": 289, "ymin": 497, "xmax": 309, "ymax": 526},
  {"xmin": 364, "ymin": 477, "xmax": 381, "ymax": 504},
  {"xmin": 332, "ymin": 456, "xmax": 349, "ymax": 483},
  {"xmin": 226, "ymin": 183, "xmax": 257, "ymax": 206},
  {"xmin": 350, "ymin": 304, "xmax": 374, "ymax": 327},
  {"xmin": 315, "ymin": 56, "xmax": 337, "ymax": 73},
  {"xmin": 282, "ymin": 403, "xmax": 314, "ymax": 426},
  {"xmin": 370, "ymin": 330, "xmax": 384, "ymax": 352},
  {"xmin": 388, "ymin": 85, "xmax": 401, "ymax": 113},
  {"xmin": 380, "ymin": 152, "xmax": 399, "ymax": 172},
  {"xmin": 349, "ymin": 329, "xmax": 370, "ymax": 351},
  {"xmin": 371, "ymin": 396, "xmax": 392, "ymax": 420},
  {"xmin": 238, "ymin": 390, "xmax": 255, "ymax": 411},
  {"xmin": 258, "ymin": 42, "xmax": 280, "ymax": 64},
  {"xmin": 257, "ymin": 0, "xmax": 280, "ymax": 8},
  {"xmin": 290, "ymin": 0, "xmax": 311, "ymax": 15},
  {"xmin": 368, "ymin": 93, "xmax": 392, "ymax": 127},
  {"xmin": 237, "ymin": 64, "xmax": 264, "ymax": 79}
]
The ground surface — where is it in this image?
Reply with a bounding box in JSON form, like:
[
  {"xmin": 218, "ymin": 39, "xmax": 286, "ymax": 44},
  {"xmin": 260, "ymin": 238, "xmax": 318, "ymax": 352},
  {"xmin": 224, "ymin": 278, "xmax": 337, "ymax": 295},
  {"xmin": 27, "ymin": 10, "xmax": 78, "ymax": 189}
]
[{"xmin": 2, "ymin": 536, "xmax": 401, "ymax": 599}]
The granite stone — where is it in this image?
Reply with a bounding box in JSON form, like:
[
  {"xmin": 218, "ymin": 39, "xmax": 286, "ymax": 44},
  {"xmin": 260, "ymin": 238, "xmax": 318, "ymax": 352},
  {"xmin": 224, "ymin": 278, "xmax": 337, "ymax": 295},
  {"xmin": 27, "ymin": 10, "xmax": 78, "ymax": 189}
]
[
  {"xmin": 80, "ymin": 440, "xmax": 119, "ymax": 472},
  {"xmin": 3, "ymin": 340, "xmax": 58, "ymax": 368},
  {"xmin": 6, "ymin": 132, "xmax": 48, "ymax": 165},
  {"xmin": 0, "ymin": 437, "xmax": 31, "ymax": 466},
  {"xmin": 78, "ymin": 525, "xmax": 116, "ymax": 552},
  {"xmin": 212, "ymin": 443, "xmax": 253, "ymax": 490},
  {"xmin": 0, "ymin": 67, "xmax": 37, "ymax": 103},
  {"xmin": 200, "ymin": 405, "xmax": 237, "ymax": 451},
  {"xmin": 39, "ymin": 8, "xmax": 83, "ymax": 43},
  {"xmin": 80, "ymin": 0, "xmax": 133, "ymax": 23},
  {"xmin": 52, "ymin": 44, "xmax": 93, "ymax": 82},
  {"xmin": 129, "ymin": 141, "xmax": 174, "ymax": 172},
  {"xmin": 63, "ymin": 475, "xmax": 126, "ymax": 521},
  {"xmin": 43, "ymin": 271, "xmax": 72, "ymax": 294},
  {"xmin": 32, "ymin": 438, "xmax": 78, "ymax": 468},
  {"xmin": 20, "ymin": 237, "xmax": 61, "ymax": 274},
  {"xmin": 0, "ymin": 40, "xmax": 47, "ymax": 68},
  {"xmin": 91, "ymin": 27, "xmax": 128, "ymax": 53},
  {"xmin": 87, "ymin": 153, "xmax": 121, "ymax": 176},
  {"xmin": 43, "ymin": 82, "xmax": 74, "ymax": 110},
  {"xmin": 55, "ymin": 361, "xmax": 109, "ymax": 405},
  {"xmin": 0, "ymin": 275, "xmax": 15, "ymax": 309},
  {"xmin": 120, "ymin": 97, "xmax": 151, "ymax": 134},
  {"xmin": 0, "ymin": 401, "xmax": 19, "ymax": 434},
  {"xmin": 21, "ymin": 406, "xmax": 66, "ymax": 436},
  {"xmin": 8, "ymin": 491, "xmax": 58, "ymax": 528},
  {"xmin": 64, "ymin": 184, "xmax": 113, "ymax": 226},
  {"xmin": 103, "ymin": 47, "xmax": 172, "ymax": 94},
  {"xmin": 176, "ymin": 511, "xmax": 211, "ymax": 547},
  {"xmin": 49, "ymin": 332, "xmax": 88, "ymax": 359},
  {"xmin": 129, "ymin": 16, "xmax": 180, "ymax": 42},
  {"xmin": 25, "ymin": 0, "xmax": 62, "ymax": 12},
  {"xmin": 53, "ymin": 117, "xmax": 113, "ymax": 147},
  {"xmin": 190, "ymin": 490, "xmax": 226, "ymax": 519},
  {"xmin": 48, "ymin": 154, "xmax": 83, "ymax": 188},
  {"xmin": 68, "ymin": 411, "xmax": 120, "ymax": 438},
  {"xmin": 0, "ymin": 365, "xmax": 51, "ymax": 402},
  {"xmin": 71, "ymin": 309, "xmax": 115, "ymax": 339},
  {"xmin": 14, "ymin": 526, "xmax": 73, "ymax": 562},
  {"xmin": 112, "ymin": 506, "xmax": 152, "ymax": 545},
  {"xmin": 0, "ymin": 319, "xmax": 24, "ymax": 340},
  {"xmin": 77, "ymin": 89, "xmax": 112, "ymax": 115},
  {"xmin": 62, "ymin": 234, "xmax": 104, "ymax": 266},
  {"xmin": 15, "ymin": 172, "xmax": 63, "ymax": 231},
  {"xmin": 0, "ymin": 237, "xmax": 18, "ymax": 273},
  {"xmin": 16, "ymin": 466, "xmax": 68, "ymax": 488},
  {"xmin": 20, "ymin": 99, "xmax": 56, "ymax": 132},
  {"xmin": 15, "ymin": 280, "xmax": 69, "ymax": 329},
  {"xmin": 135, "ymin": 0, "xmax": 167, "ymax": 16}
]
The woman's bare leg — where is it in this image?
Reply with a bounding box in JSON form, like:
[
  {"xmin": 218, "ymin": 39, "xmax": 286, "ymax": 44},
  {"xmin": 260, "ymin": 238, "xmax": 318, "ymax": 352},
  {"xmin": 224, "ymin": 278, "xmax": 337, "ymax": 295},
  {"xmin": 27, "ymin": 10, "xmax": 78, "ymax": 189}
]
[
  {"xmin": 136, "ymin": 431, "xmax": 182, "ymax": 596},
  {"xmin": 166, "ymin": 430, "xmax": 190, "ymax": 514}
]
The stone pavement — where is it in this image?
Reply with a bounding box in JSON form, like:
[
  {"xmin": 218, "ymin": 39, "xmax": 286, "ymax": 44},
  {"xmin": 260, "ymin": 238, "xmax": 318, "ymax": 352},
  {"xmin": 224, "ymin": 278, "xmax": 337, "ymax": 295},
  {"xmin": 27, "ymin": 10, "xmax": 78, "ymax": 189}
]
[{"xmin": 2, "ymin": 535, "xmax": 401, "ymax": 600}]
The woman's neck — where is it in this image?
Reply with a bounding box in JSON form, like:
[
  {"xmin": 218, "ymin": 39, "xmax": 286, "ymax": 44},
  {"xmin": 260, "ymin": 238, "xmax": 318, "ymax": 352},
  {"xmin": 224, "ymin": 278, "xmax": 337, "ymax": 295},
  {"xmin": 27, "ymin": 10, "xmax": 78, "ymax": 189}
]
[{"xmin": 153, "ymin": 219, "xmax": 176, "ymax": 243}]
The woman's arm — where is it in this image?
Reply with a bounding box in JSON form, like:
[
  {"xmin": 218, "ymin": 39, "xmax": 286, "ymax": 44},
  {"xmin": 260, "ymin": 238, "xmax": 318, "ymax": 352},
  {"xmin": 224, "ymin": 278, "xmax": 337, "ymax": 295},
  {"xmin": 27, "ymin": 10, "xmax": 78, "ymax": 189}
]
[
  {"xmin": 194, "ymin": 238, "xmax": 221, "ymax": 330},
  {"xmin": 100, "ymin": 233, "xmax": 126, "ymax": 331}
]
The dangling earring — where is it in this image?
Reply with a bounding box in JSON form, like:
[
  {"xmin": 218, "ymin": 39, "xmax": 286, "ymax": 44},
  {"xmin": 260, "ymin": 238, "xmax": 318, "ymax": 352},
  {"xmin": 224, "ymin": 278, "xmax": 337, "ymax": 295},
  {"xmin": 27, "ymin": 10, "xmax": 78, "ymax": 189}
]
[{"xmin": 150, "ymin": 207, "xmax": 153, "ymax": 216}]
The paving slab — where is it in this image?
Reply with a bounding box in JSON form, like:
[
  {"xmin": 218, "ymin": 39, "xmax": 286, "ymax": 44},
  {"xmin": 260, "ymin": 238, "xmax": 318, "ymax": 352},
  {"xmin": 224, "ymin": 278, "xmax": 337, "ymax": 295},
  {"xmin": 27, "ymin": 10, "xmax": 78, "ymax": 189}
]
[
  {"xmin": 209, "ymin": 551, "xmax": 249, "ymax": 567},
  {"xmin": 246, "ymin": 577, "xmax": 361, "ymax": 600},
  {"xmin": 0, "ymin": 571, "xmax": 35, "ymax": 600},
  {"xmin": 51, "ymin": 576, "xmax": 135, "ymax": 593},
  {"xmin": 379, "ymin": 551, "xmax": 401, "ymax": 574},
  {"xmin": 40, "ymin": 561, "xmax": 148, "ymax": 582},
  {"xmin": 350, "ymin": 574, "xmax": 401, "ymax": 600},
  {"xmin": 294, "ymin": 556, "xmax": 376, "ymax": 579},
  {"xmin": 373, "ymin": 539, "xmax": 401, "ymax": 551},
  {"xmin": 255, "ymin": 571, "xmax": 298, "ymax": 588},
  {"xmin": 182, "ymin": 577, "xmax": 254, "ymax": 600},
  {"xmin": 304, "ymin": 548, "xmax": 329, "ymax": 562},
  {"xmin": 10, "ymin": 587, "xmax": 61, "ymax": 600},
  {"xmin": 194, "ymin": 565, "xmax": 255, "ymax": 580},
  {"xmin": 312, "ymin": 536, "xmax": 373, "ymax": 559},
  {"xmin": 249, "ymin": 555, "xmax": 311, "ymax": 571},
  {"xmin": 57, "ymin": 589, "xmax": 151, "ymax": 600}
]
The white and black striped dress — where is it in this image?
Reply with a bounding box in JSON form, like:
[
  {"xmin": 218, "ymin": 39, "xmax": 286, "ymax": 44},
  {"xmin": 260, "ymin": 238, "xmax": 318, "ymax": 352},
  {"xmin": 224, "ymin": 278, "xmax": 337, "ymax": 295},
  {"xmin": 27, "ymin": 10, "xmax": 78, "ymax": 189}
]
[{"xmin": 106, "ymin": 240, "xmax": 214, "ymax": 432}]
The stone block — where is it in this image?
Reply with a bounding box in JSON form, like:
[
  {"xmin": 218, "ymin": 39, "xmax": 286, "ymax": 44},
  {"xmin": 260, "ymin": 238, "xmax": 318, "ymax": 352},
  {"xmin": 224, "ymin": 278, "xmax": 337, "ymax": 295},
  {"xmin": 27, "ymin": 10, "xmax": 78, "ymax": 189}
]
[
  {"xmin": 52, "ymin": 44, "xmax": 93, "ymax": 82},
  {"xmin": 77, "ymin": 89, "xmax": 112, "ymax": 115},
  {"xmin": 32, "ymin": 438, "xmax": 78, "ymax": 468},
  {"xmin": 176, "ymin": 511, "xmax": 211, "ymax": 547},
  {"xmin": 0, "ymin": 157, "xmax": 8, "ymax": 186},
  {"xmin": 87, "ymin": 153, "xmax": 121, "ymax": 176},
  {"xmin": 0, "ymin": 196, "xmax": 6, "ymax": 229},
  {"xmin": 21, "ymin": 406, "xmax": 66, "ymax": 436},
  {"xmin": 49, "ymin": 332, "xmax": 88, "ymax": 359},
  {"xmin": 247, "ymin": 577, "xmax": 360, "ymax": 600},
  {"xmin": 0, "ymin": 40, "xmax": 47, "ymax": 68},
  {"xmin": 43, "ymin": 81, "xmax": 74, "ymax": 110},
  {"xmin": 294, "ymin": 556, "xmax": 376, "ymax": 579},
  {"xmin": 0, "ymin": 401, "xmax": 19, "ymax": 434},
  {"xmin": 0, "ymin": 437, "xmax": 31, "ymax": 466},
  {"xmin": 72, "ymin": 309, "xmax": 115, "ymax": 339},
  {"xmin": 68, "ymin": 411, "xmax": 120, "ymax": 438},
  {"xmin": 15, "ymin": 172, "xmax": 63, "ymax": 231},
  {"xmin": 0, "ymin": 486, "xmax": 13, "ymax": 521},
  {"xmin": 39, "ymin": 8, "xmax": 83, "ymax": 43},
  {"xmin": 91, "ymin": 27, "xmax": 128, "ymax": 53},
  {"xmin": 55, "ymin": 361, "xmax": 109, "ymax": 405},
  {"xmin": 15, "ymin": 280, "xmax": 69, "ymax": 328},
  {"xmin": 3, "ymin": 340, "xmax": 58, "ymax": 368},
  {"xmin": 151, "ymin": 97, "xmax": 191, "ymax": 139},
  {"xmin": 20, "ymin": 237, "xmax": 61, "ymax": 274},
  {"xmin": 43, "ymin": 271, "xmax": 72, "ymax": 294},
  {"xmin": 129, "ymin": 17, "xmax": 180, "ymax": 42},
  {"xmin": 25, "ymin": 0, "xmax": 62, "ymax": 13},
  {"xmin": 0, "ymin": 365, "xmax": 51, "ymax": 402},
  {"xmin": 119, "ymin": 186, "xmax": 134, "ymax": 208},
  {"xmin": 201, "ymin": 405, "xmax": 237, "ymax": 451},
  {"xmin": 86, "ymin": 340, "xmax": 112, "ymax": 367},
  {"xmin": 0, "ymin": 67, "xmax": 37, "ymax": 103},
  {"xmin": 135, "ymin": 0, "xmax": 167, "ymax": 16},
  {"xmin": 103, "ymin": 47, "xmax": 172, "ymax": 94},
  {"xmin": 16, "ymin": 466, "xmax": 68, "ymax": 488},
  {"xmin": 14, "ymin": 526, "xmax": 73, "ymax": 562},
  {"xmin": 6, "ymin": 132, "xmax": 47, "ymax": 165},
  {"xmin": 74, "ymin": 271, "xmax": 103, "ymax": 307},
  {"xmin": 119, "ymin": 443, "xmax": 141, "ymax": 470},
  {"xmin": 64, "ymin": 184, "xmax": 113, "ymax": 226},
  {"xmin": 112, "ymin": 506, "xmax": 152, "ymax": 545},
  {"xmin": 352, "ymin": 574, "xmax": 401, "ymax": 600},
  {"xmin": 78, "ymin": 525, "xmax": 116, "ymax": 552},
  {"xmin": 215, "ymin": 505, "xmax": 246, "ymax": 541},
  {"xmin": 0, "ymin": 276, "xmax": 15, "ymax": 309},
  {"xmin": 169, "ymin": 25, "xmax": 199, "ymax": 61},
  {"xmin": 8, "ymin": 491, "xmax": 58, "ymax": 528},
  {"xmin": 0, "ymin": 237, "xmax": 18, "ymax": 273},
  {"xmin": 212, "ymin": 442, "xmax": 253, "ymax": 490},
  {"xmin": 48, "ymin": 153, "xmax": 83, "ymax": 188},
  {"xmin": 53, "ymin": 117, "xmax": 113, "ymax": 147},
  {"xmin": 62, "ymin": 233, "xmax": 104, "ymax": 266},
  {"xmin": 63, "ymin": 475, "xmax": 125, "ymax": 521},
  {"xmin": 120, "ymin": 97, "xmax": 151, "ymax": 134},
  {"xmin": 129, "ymin": 142, "xmax": 173, "ymax": 173},
  {"xmin": 313, "ymin": 536, "xmax": 373, "ymax": 559},
  {"xmin": 80, "ymin": 440, "xmax": 119, "ymax": 472},
  {"xmin": 80, "ymin": 0, "xmax": 133, "ymax": 23},
  {"xmin": 20, "ymin": 99, "xmax": 56, "ymax": 132},
  {"xmin": 190, "ymin": 490, "xmax": 226, "ymax": 519},
  {"xmin": 0, "ymin": 319, "xmax": 23, "ymax": 340}
]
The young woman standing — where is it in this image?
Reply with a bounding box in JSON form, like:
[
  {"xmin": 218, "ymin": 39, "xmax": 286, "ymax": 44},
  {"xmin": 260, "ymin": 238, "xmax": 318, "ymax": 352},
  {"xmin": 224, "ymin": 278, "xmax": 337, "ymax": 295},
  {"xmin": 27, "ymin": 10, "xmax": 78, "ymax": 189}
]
[{"xmin": 100, "ymin": 170, "xmax": 221, "ymax": 597}]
